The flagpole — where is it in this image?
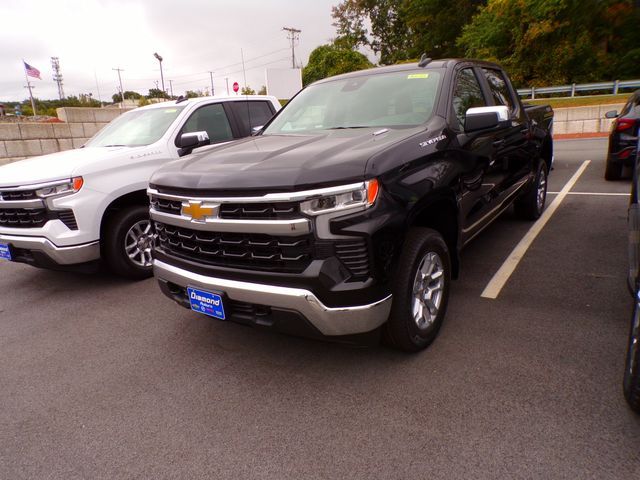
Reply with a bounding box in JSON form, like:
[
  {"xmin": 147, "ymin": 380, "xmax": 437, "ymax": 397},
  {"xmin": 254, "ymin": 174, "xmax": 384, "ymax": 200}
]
[{"xmin": 22, "ymin": 62, "xmax": 37, "ymax": 116}]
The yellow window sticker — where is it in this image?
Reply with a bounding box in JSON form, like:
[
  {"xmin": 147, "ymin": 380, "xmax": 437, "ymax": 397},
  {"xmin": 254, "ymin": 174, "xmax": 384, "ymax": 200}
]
[
  {"xmin": 164, "ymin": 109, "xmax": 177, "ymax": 113},
  {"xmin": 407, "ymin": 73, "xmax": 429, "ymax": 79}
]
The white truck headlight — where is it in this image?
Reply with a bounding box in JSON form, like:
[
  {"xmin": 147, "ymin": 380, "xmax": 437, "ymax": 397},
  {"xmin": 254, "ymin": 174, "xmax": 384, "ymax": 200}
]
[
  {"xmin": 35, "ymin": 177, "xmax": 84, "ymax": 198},
  {"xmin": 300, "ymin": 179, "xmax": 379, "ymax": 216}
]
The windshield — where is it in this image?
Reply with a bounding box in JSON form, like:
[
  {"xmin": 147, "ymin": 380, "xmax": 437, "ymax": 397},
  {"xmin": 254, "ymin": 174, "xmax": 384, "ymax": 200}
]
[
  {"xmin": 263, "ymin": 70, "xmax": 442, "ymax": 134},
  {"xmin": 86, "ymin": 106, "xmax": 185, "ymax": 147}
]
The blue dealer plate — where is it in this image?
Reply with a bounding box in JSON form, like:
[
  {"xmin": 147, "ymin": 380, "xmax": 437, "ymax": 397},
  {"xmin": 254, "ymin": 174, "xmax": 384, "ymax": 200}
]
[
  {"xmin": 0, "ymin": 243, "xmax": 11, "ymax": 261},
  {"xmin": 187, "ymin": 286, "xmax": 225, "ymax": 320}
]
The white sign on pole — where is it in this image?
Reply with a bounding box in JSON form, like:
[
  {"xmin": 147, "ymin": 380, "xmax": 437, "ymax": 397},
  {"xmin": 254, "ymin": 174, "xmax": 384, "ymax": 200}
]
[{"xmin": 265, "ymin": 68, "xmax": 303, "ymax": 100}]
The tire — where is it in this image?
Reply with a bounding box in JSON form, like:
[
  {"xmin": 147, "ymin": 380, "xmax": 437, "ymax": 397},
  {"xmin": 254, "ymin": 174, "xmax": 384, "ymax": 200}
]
[
  {"xmin": 623, "ymin": 289, "xmax": 640, "ymax": 413},
  {"xmin": 383, "ymin": 227, "xmax": 451, "ymax": 352},
  {"xmin": 103, "ymin": 205, "xmax": 154, "ymax": 280},
  {"xmin": 514, "ymin": 161, "xmax": 548, "ymax": 221},
  {"xmin": 604, "ymin": 156, "xmax": 623, "ymax": 181}
]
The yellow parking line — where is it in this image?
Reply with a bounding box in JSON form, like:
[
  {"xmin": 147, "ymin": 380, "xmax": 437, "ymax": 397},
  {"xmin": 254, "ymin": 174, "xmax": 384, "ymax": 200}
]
[{"xmin": 481, "ymin": 160, "xmax": 591, "ymax": 299}]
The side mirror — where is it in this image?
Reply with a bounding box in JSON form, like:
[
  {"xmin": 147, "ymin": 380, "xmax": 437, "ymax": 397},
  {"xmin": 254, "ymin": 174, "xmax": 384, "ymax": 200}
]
[
  {"xmin": 177, "ymin": 131, "xmax": 210, "ymax": 157},
  {"xmin": 251, "ymin": 125, "xmax": 264, "ymax": 136},
  {"xmin": 605, "ymin": 110, "xmax": 618, "ymax": 119},
  {"xmin": 465, "ymin": 105, "xmax": 510, "ymax": 132}
]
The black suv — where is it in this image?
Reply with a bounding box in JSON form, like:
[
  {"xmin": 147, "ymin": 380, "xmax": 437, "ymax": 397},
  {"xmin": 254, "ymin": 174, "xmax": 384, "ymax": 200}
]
[{"xmin": 605, "ymin": 90, "xmax": 640, "ymax": 180}]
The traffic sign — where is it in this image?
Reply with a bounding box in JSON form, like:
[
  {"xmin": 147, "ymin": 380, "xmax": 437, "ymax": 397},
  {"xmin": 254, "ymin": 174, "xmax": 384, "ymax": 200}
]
[{"xmin": 233, "ymin": 82, "xmax": 239, "ymax": 93}]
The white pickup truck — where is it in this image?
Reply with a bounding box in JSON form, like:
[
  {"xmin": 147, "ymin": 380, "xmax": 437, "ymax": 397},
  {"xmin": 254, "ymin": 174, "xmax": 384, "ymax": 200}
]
[{"xmin": 0, "ymin": 95, "xmax": 281, "ymax": 278}]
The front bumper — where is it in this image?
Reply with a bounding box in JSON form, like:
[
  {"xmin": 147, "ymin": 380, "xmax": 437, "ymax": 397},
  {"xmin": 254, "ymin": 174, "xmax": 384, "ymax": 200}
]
[
  {"xmin": 154, "ymin": 259, "xmax": 392, "ymax": 337},
  {"xmin": 0, "ymin": 233, "xmax": 100, "ymax": 266}
]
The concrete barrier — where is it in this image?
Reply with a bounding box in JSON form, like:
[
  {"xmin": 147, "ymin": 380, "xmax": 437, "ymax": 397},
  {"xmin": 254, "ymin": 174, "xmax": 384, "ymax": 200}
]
[
  {"xmin": 0, "ymin": 107, "xmax": 132, "ymax": 165},
  {"xmin": 552, "ymin": 103, "xmax": 624, "ymax": 135}
]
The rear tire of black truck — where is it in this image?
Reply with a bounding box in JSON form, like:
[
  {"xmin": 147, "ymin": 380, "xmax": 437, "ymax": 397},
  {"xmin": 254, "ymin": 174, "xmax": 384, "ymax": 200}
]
[
  {"xmin": 515, "ymin": 160, "xmax": 548, "ymax": 220},
  {"xmin": 383, "ymin": 228, "xmax": 451, "ymax": 352},
  {"xmin": 103, "ymin": 205, "xmax": 154, "ymax": 280},
  {"xmin": 624, "ymin": 289, "xmax": 640, "ymax": 413}
]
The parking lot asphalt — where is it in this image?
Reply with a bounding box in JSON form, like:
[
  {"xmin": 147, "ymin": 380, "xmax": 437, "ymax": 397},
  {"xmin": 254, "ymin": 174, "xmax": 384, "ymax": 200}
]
[{"xmin": 1, "ymin": 138, "xmax": 639, "ymax": 479}]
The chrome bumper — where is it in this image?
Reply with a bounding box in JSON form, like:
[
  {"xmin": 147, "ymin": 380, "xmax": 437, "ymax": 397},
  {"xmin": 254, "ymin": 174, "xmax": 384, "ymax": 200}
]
[
  {"xmin": 153, "ymin": 259, "xmax": 392, "ymax": 336},
  {"xmin": 0, "ymin": 233, "xmax": 100, "ymax": 265}
]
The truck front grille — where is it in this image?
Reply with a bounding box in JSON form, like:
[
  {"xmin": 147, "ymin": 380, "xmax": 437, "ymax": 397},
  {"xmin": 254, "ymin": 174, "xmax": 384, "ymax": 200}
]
[
  {"xmin": 219, "ymin": 202, "xmax": 300, "ymax": 219},
  {"xmin": 0, "ymin": 190, "xmax": 37, "ymax": 201},
  {"xmin": 0, "ymin": 209, "xmax": 48, "ymax": 228},
  {"xmin": 150, "ymin": 196, "xmax": 181, "ymax": 215},
  {"xmin": 154, "ymin": 222, "xmax": 313, "ymax": 273}
]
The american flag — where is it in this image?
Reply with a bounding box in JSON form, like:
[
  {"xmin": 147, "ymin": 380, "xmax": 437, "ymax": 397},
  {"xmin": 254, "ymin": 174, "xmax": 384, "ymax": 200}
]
[{"xmin": 23, "ymin": 61, "xmax": 41, "ymax": 80}]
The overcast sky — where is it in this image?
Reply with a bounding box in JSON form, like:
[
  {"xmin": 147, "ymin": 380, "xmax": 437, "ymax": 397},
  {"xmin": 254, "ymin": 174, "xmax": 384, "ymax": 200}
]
[{"xmin": 0, "ymin": 0, "xmax": 347, "ymax": 102}]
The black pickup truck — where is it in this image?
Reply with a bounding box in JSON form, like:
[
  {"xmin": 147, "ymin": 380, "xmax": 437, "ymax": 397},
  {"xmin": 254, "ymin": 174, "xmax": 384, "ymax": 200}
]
[{"xmin": 147, "ymin": 59, "xmax": 553, "ymax": 351}]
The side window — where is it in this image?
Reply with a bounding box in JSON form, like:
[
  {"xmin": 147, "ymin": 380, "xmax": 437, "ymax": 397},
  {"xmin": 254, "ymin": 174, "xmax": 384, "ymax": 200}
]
[
  {"xmin": 231, "ymin": 101, "xmax": 275, "ymax": 136},
  {"xmin": 483, "ymin": 68, "xmax": 515, "ymax": 111},
  {"xmin": 451, "ymin": 68, "xmax": 486, "ymax": 129},
  {"xmin": 181, "ymin": 103, "xmax": 234, "ymax": 144}
]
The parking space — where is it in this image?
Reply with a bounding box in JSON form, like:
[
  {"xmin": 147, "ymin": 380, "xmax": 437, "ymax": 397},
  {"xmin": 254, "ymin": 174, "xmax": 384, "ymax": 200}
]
[{"xmin": 1, "ymin": 138, "xmax": 639, "ymax": 478}]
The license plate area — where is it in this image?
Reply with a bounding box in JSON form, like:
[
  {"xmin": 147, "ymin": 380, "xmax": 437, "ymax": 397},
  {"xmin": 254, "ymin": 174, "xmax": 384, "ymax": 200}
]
[
  {"xmin": 187, "ymin": 286, "xmax": 225, "ymax": 320},
  {"xmin": 0, "ymin": 243, "xmax": 11, "ymax": 261}
]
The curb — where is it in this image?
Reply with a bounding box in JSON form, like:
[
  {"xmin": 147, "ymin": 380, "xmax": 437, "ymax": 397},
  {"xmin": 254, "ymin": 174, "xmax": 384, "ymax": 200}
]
[{"xmin": 553, "ymin": 132, "xmax": 608, "ymax": 140}]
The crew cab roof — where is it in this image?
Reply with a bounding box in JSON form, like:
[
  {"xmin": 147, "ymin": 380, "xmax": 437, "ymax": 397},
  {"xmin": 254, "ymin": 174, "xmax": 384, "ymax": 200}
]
[
  {"xmin": 312, "ymin": 58, "xmax": 504, "ymax": 85},
  {"xmin": 135, "ymin": 95, "xmax": 279, "ymax": 111}
]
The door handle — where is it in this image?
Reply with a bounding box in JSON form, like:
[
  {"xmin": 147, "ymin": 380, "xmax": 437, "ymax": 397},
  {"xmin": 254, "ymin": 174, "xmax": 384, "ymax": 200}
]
[{"xmin": 493, "ymin": 139, "xmax": 505, "ymax": 148}]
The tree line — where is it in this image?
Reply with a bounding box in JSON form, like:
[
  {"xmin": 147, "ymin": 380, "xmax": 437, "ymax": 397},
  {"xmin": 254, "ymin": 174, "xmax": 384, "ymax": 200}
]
[{"xmin": 303, "ymin": 0, "xmax": 640, "ymax": 87}]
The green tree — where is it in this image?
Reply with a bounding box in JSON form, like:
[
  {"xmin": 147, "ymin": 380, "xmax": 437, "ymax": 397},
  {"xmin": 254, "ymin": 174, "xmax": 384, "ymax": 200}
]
[
  {"xmin": 185, "ymin": 90, "xmax": 203, "ymax": 98},
  {"xmin": 147, "ymin": 88, "xmax": 169, "ymax": 99},
  {"xmin": 302, "ymin": 43, "xmax": 374, "ymax": 85},
  {"xmin": 112, "ymin": 91, "xmax": 142, "ymax": 102},
  {"xmin": 240, "ymin": 86, "xmax": 256, "ymax": 95},
  {"xmin": 257, "ymin": 85, "xmax": 267, "ymax": 95},
  {"xmin": 458, "ymin": 0, "xmax": 640, "ymax": 86}
]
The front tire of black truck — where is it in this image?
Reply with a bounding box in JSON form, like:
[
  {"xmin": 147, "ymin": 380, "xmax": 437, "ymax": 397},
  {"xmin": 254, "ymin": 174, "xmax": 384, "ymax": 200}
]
[
  {"xmin": 383, "ymin": 228, "xmax": 451, "ymax": 352},
  {"xmin": 515, "ymin": 160, "xmax": 548, "ymax": 221}
]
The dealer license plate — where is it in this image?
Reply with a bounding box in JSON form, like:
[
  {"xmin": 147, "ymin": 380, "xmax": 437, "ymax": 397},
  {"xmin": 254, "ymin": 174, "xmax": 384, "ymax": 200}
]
[
  {"xmin": 0, "ymin": 243, "xmax": 11, "ymax": 261},
  {"xmin": 187, "ymin": 286, "xmax": 226, "ymax": 320}
]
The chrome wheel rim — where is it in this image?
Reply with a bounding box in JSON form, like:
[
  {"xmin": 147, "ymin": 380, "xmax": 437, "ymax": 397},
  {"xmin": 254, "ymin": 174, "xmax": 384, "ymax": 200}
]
[
  {"xmin": 124, "ymin": 220, "xmax": 153, "ymax": 268},
  {"xmin": 537, "ymin": 169, "xmax": 547, "ymax": 212},
  {"xmin": 412, "ymin": 251, "xmax": 445, "ymax": 330}
]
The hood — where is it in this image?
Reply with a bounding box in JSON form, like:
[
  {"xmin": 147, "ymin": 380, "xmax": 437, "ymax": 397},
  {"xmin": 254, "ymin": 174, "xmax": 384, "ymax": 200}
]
[
  {"xmin": 151, "ymin": 127, "xmax": 424, "ymax": 193},
  {"xmin": 0, "ymin": 145, "xmax": 153, "ymax": 187}
]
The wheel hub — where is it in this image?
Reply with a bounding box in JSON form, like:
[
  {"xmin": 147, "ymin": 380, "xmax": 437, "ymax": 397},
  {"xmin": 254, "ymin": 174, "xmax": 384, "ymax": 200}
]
[
  {"xmin": 124, "ymin": 220, "xmax": 153, "ymax": 268},
  {"xmin": 412, "ymin": 251, "xmax": 445, "ymax": 330}
]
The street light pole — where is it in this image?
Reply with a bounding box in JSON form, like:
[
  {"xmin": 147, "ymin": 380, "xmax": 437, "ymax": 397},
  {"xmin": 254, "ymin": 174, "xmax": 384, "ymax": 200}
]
[
  {"xmin": 208, "ymin": 71, "xmax": 214, "ymax": 96},
  {"xmin": 154, "ymin": 52, "xmax": 165, "ymax": 95}
]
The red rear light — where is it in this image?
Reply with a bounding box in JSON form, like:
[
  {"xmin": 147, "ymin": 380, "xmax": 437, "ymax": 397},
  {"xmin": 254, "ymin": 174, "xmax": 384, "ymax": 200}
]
[
  {"xmin": 619, "ymin": 148, "xmax": 633, "ymax": 160},
  {"xmin": 616, "ymin": 118, "xmax": 635, "ymax": 132}
]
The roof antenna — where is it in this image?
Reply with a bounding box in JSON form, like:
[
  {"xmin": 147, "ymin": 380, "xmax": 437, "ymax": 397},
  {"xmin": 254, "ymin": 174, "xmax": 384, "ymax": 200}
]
[{"xmin": 418, "ymin": 53, "xmax": 432, "ymax": 68}]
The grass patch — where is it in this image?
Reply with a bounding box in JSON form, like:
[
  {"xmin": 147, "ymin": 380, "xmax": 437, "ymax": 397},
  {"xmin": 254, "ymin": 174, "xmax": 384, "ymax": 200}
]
[{"xmin": 523, "ymin": 93, "xmax": 631, "ymax": 108}]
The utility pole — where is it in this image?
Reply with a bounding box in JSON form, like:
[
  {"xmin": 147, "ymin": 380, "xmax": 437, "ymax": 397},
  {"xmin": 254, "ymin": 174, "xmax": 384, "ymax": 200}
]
[
  {"xmin": 51, "ymin": 57, "xmax": 65, "ymax": 100},
  {"xmin": 208, "ymin": 71, "xmax": 214, "ymax": 96},
  {"xmin": 282, "ymin": 27, "xmax": 301, "ymax": 68},
  {"xmin": 225, "ymin": 77, "xmax": 229, "ymax": 96},
  {"xmin": 169, "ymin": 79, "xmax": 174, "ymax": 98},
  {"xmin": 112, "ymin": 67, "xmax": 125, "ymax": 108}
]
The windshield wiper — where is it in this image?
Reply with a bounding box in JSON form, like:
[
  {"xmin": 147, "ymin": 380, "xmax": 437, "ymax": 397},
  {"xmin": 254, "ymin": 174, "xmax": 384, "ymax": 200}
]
[{"xmin": 325, "ymin": 126, "xmax": 372, "ymax": 130}]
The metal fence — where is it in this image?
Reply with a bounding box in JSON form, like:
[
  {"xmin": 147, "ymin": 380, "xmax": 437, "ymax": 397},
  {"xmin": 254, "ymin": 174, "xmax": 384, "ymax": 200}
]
[{"xmin": 516, "ymin": 79, "xmax": 640, "ymax": 99}]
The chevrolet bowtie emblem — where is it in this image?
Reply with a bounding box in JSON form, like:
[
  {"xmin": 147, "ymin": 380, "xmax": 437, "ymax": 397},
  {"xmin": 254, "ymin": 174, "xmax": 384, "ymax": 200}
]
[{"xmin": 182, "ymin": 201, "xmax": 216, "ymax": 222}]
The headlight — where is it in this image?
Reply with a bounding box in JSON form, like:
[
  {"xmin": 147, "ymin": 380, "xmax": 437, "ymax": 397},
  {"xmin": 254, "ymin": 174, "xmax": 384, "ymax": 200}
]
[
  {"xmin": 35, "ymin": 177, "xmax": 83, "ymax": 198},
  {"xmin": 300, "ymin": 179, "xmax": 379, "ymax": 216}
]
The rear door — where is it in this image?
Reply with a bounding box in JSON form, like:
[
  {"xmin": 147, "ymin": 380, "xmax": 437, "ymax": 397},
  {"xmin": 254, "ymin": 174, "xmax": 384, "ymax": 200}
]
[{"xmin": 227, "ymin": 100, "xmax": 278, "ymax": 137}]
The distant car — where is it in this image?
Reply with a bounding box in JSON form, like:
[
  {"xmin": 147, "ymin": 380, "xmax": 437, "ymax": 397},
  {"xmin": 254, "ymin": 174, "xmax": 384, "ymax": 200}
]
[
  {"xmin": 625, "ymin": 135, "xmax": 640, "ymax": 413},
  {"xmin": 604, "ymin": 90, "xmax": 640, "ymax": 180}
]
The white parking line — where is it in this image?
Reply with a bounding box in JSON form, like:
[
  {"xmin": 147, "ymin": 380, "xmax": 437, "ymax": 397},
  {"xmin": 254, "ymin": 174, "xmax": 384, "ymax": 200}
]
[
  {"xmin": 548, "ymin": 191, "xmax": 628, "ymax": 196},
  {"xmin": 480, "ymin": 160, "xmax": 591, "ymax": 299}
]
